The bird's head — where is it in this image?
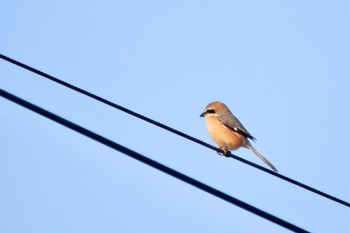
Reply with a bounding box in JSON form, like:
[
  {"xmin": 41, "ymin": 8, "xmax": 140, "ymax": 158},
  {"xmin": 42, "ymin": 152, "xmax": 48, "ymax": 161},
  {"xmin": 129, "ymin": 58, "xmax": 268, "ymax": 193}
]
[{"xmin": 200, "ymin": 101, "xmax": 230, "ymax": 118}]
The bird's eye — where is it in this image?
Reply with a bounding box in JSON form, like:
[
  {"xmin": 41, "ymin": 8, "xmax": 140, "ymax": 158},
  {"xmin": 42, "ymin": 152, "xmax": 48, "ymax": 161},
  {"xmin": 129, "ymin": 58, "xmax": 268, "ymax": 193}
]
[{"xmin": 207, "ymin": 109, "xmax": 215, "ymax": 114}]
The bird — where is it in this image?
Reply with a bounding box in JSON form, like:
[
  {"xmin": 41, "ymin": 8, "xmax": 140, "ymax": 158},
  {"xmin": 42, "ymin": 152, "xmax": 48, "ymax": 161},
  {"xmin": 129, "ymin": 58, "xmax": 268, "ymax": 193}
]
[{"xmin": 200, "ymin": 101, "xmax": 278, "ymax": 172}]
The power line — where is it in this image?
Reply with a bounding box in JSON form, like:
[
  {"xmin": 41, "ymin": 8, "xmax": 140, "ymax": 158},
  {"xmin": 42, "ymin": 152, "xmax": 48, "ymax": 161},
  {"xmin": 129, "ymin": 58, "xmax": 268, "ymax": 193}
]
[
  {"xmin": 0, "ymin": 88, "xmax": 309, "ymax": 233},
  {"xmin": 1, "ymin": 53, "xmax": 349, "ymax": 208}
]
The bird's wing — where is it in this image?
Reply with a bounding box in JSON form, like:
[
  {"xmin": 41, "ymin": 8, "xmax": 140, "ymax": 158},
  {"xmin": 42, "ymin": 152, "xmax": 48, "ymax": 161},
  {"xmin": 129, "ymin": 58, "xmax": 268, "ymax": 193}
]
[{"xmin": 218, "ymin": 114, "xmax": 256, "ymax": 141}]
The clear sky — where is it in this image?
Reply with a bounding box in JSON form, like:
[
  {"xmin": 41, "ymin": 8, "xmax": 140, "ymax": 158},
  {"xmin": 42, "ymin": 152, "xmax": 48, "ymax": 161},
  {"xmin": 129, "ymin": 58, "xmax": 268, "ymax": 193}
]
[{"xmin": 1, "ymin": 1, "xmax": 349, "ymax": 232}]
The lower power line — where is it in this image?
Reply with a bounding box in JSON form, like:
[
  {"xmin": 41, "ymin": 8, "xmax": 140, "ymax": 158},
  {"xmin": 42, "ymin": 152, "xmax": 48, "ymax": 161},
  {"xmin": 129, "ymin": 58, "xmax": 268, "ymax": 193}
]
[{"xmin": 0, "ymin": 88, "xmax": 309, "ymax": 233}]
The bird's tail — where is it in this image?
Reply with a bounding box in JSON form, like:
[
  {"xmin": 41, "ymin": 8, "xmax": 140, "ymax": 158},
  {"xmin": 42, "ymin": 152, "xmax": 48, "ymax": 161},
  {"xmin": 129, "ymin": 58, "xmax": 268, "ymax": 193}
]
[{"xmin": 246, "ymin": 145, "xmax": 278, "ymax": 173}]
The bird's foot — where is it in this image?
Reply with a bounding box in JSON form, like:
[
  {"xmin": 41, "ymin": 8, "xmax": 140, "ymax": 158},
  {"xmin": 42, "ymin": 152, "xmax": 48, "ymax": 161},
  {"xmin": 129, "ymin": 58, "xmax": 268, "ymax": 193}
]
[{"xmin": 217, "ymin": 148, "xmax": 230, "ymax": 157}]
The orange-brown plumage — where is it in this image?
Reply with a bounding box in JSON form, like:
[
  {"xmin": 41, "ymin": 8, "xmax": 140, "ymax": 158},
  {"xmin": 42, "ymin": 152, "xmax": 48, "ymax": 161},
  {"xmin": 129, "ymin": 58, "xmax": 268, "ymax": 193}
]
[
  {"xmin": 205, "ymin": 115, "xmax": 245, "ymax": 152},
  {"xmin": 200, "ymin": 101, "xmax": 278, "ymax": 172}
]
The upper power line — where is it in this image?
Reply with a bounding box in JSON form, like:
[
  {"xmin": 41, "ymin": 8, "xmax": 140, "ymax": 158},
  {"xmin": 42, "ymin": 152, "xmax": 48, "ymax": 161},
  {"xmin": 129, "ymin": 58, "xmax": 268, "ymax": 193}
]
[{"xmin": 0, "ymin": 53, "xmax": 349, "ymax": 208}]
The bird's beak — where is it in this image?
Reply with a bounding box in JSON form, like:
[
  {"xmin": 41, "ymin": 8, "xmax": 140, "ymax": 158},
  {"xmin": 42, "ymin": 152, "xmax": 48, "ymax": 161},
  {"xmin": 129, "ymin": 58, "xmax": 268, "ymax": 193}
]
[{"xmin": 200, "ymin": 112, "xmax": 206, "ymax": 118}]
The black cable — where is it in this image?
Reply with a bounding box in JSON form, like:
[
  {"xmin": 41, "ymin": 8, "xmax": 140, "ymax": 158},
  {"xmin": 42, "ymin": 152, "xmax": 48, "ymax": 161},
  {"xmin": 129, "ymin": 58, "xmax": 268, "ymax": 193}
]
[
  {"xmin": 0, "ymin": 88, "xmax": 308, "ymax": 233},
  {"xmin": 1, "ymin": 54, "xmax": 349, "ymax": 208}
]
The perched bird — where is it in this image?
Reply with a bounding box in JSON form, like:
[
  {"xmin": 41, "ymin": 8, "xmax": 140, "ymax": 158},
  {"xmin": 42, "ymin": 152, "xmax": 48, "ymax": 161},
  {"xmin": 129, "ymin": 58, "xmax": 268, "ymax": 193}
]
[{"xmin": 200, "ymin": 101, "xmax": 278, "ymax": 172}]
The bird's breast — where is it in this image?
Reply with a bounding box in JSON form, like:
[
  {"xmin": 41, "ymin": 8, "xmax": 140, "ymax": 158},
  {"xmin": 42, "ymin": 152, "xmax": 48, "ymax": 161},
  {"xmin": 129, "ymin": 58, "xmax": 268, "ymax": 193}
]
[{"xmin": 205, "ymin": 116, "xmax": 244, "ymax": 150}]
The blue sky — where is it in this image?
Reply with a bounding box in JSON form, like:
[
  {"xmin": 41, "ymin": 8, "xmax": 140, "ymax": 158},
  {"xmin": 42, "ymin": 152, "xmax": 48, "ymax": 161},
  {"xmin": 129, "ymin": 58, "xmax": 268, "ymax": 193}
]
[{"xmin": 1, "ymin": 1, "xmax": 349, "ymax": 232}]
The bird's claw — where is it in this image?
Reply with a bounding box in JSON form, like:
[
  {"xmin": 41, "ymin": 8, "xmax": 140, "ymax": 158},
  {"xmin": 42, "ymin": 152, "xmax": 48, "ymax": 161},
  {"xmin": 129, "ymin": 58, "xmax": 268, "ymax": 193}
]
[{"xmin": 217, "ymin": 149, "xmax": 230, "ymax": 158}]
